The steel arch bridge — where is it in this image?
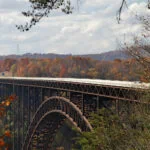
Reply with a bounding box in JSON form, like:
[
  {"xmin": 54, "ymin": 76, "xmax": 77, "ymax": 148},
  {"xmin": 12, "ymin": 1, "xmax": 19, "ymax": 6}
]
[
  {"xmin": 0, "ymin": 77, "xmax": 149, "ymax": 150},
  {"xmin": 23, "ymin": 96, "xmax": 92, "ymax": 150}
]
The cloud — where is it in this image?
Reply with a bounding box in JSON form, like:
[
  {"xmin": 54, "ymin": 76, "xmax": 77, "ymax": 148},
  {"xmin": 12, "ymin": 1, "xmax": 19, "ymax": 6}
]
[
  {"xmin": 0, "ymin": 0, "xmax": 149, "ymax": 55},
  {"xmin": 0, "ymin": 0, "xmax": 29, "ymax": 10}
]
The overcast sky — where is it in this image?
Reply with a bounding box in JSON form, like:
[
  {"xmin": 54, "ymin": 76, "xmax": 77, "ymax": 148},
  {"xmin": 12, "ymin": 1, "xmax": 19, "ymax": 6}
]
[{"xmin": 0, "ymin": 0, "xmax": 149, "ymax": 55}]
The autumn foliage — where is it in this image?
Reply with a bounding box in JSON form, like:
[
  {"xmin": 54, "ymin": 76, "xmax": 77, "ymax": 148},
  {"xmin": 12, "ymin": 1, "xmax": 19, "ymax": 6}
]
[
  {"xmin": 0, "ymin": 95, "xmax": 16, "ymax": 149},
  {"xmin": 0, "ymin": 56, "xmax": 149, "ymax": 82}
]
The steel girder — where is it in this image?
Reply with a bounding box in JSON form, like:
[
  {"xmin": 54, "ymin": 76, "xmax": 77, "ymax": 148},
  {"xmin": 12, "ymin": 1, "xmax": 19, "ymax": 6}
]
[{"xmin": 0, "ymin": 78, "xmax": 148, "ymax": 102}]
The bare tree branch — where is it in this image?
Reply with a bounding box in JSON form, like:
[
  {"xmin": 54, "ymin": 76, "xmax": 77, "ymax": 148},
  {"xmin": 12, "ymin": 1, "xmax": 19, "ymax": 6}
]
[
  {"xmin": 117, "ymin": 0, "xmax": 150, "ymax": 23},
  {"xmin": 17, "ymin": 0, "xmax": 150, "ymax": 31},
  {"xmin": 117, "ymin": 0, "xmax": 127, "ymax": 23},
  {"xmin": 122, "ymin": 15, "xmax": 150, "ymax": 81}
]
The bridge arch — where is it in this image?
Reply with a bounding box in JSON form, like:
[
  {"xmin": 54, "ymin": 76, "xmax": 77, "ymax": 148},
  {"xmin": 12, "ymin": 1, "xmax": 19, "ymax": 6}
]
[{"xmin": 23, "ymin": 96, "xmax": 92, "ymax": 150}]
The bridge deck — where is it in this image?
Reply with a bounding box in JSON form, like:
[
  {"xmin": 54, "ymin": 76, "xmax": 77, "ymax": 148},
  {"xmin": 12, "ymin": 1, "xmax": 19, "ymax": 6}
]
[{"xmin": 0, "ymin": 77, "xmax": 149, "ymax": 89}]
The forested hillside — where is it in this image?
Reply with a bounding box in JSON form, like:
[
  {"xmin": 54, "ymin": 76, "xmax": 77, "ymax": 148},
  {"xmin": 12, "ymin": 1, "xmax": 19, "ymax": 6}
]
[
  {"xmin": 0, "ymin": 56, "xmax": 148, "ymax": 82},
  {"xmin": 0, "ymin": 50, "xmax": 130, "ymax": 61}
]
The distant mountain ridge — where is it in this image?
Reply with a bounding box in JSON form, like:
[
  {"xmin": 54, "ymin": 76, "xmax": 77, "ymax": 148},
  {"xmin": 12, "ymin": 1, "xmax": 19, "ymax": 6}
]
[
  {"xmin": 0, "ymin": 50, "xmax": 131, "ymax": 61},
  {"xmin": 81, "ymin": 50, "xmax": 131, "ymax": 61}
]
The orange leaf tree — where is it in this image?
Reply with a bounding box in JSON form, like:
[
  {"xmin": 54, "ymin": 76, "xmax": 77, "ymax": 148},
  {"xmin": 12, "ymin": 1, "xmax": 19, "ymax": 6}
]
[{"xmin": 0, "ymin": 95, "xmax": 16, "ymax": 149}]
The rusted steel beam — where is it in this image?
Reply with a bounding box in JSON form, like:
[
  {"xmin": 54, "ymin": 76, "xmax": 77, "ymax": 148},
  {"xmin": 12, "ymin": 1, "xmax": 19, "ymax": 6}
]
[{"xmin": 0, "ymin": 78, "xmax": 149, "ymax": 102}]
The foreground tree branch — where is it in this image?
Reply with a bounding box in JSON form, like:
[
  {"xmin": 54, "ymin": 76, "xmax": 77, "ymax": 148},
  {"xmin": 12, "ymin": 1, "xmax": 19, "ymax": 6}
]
[
  {"xmin": 117, "ymin": 0, "xmax": 150, "ymax": 23},
  {"xmin": 0, "ymin": 95, "xmax": 17, "ymax": 149},
  {"xmin": 16, "ymin": 0, "xmax": 73, "ymax": 31},
  {"xmin": 117, "ymin": 0, "xmax": 128, "ymax": 23},
  {"xmin": 17, "ymin": 0, "xmax": 150, "ymax": 31},
  {"xmin": 122, "ymin": 14, "xmax": 150, "ymax": 82}
]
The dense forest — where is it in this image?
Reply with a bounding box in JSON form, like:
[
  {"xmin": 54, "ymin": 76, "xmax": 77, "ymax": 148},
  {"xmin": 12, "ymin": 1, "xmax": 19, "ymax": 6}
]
[{"xmin": 0, "ymin": 56, "xmax": 148, "ymax": 82}]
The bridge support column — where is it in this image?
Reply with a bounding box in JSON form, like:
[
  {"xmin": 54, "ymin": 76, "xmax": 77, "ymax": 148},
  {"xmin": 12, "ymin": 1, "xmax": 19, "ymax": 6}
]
[
  {"xmin": 81, "ymin": 94, "xmax": 84, "ymax": 115},
  {"xmin": 0, "ymin": 83, "xmax": 4, "ymax": 100},
  {"xmin": 66, "ymin": 91, "xmax": 70, "ymax": 100},
  {"xmin": 21, "ymin": 86, "xmax": 25, "ymax": 148},
  {"xmin": 33, "ymin": 87, "xmax": 37, "ymax": 114},
  {"xmin": 28, "ymin": 87, "xmax": 31, "ymax": 127},
  {"xmin": 97, "ymin": 96, "xmax": 99, "ymax": 111},
  {"xmin": 18, "ymin": 85, "xmax": 22, "ymax": 150},
  {"xmin": 40, "ymin": 88, "xmax": 44, "ymax": 102}
]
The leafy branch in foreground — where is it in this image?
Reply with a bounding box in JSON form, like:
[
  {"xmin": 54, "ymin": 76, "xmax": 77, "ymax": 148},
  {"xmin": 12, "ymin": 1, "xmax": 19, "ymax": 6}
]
[
  {"xmin": 16, "ymin": 0, "xmax": 73, "ymax": 31},
  {"xmin": 0, "ymin": 95, "xmax": 17, "ymax": 149},
  {"xmin": 17, "ymin": 0, "xmax": 150, "ymax": 31}
]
